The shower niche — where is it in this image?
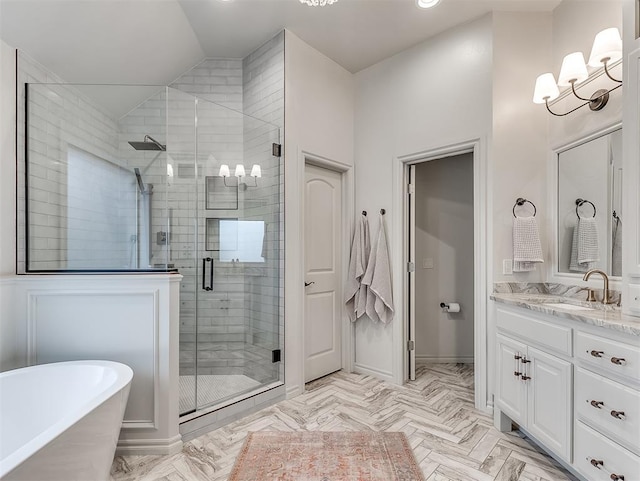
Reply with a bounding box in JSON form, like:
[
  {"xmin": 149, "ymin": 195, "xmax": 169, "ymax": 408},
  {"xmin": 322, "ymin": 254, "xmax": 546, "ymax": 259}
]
[{"xmin": 23, "ymin": 83, "xmax": 284, "ymax": 419}]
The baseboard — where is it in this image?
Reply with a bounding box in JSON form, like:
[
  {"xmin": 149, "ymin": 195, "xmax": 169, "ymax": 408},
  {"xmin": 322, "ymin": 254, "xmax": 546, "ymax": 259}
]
[
  {"xmin": 116, "ymin": 435, "xmax": 183, "ymax": 456},
  {"xmin": 416, "ymin": 356, "xmax": 474, "ymax": 364},
  {"xmin": 353, "ymin": 363, "xmax": 394, "ymax": 383},
  {"xmin": 286, "ymin": 384, "xmax": 302, "ymax": 399}
]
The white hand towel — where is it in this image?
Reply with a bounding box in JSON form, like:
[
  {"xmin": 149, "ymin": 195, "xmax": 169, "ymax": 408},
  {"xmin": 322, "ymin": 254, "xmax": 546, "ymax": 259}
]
[
  {"xmin": 569, "ymin": 225, "xmax": 592, "ymax": 272},
  {"xmin": 577, "ymin": 217, "xmax": 599, "ymax": 264},
  {"xmin": 355, "ymin": 216, "xmax": 371, "ymax": 319},
  {"xmin": 345, "ymin": 214, "xmax": 370, "ymax": 322},
  {"xmin": 362, "ymin": 214, "xmax": 394, "ymax": 324},
  {"xmin": 512, "ymin": 216, "xmax": 544, "ymax": 272}
]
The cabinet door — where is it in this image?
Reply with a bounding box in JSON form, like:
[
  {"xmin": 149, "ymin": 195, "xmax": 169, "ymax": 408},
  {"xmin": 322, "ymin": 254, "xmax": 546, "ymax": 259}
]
[
  {"xmin": 527, "ymin": 346, "xmax": 572, "ymax": 462},
  {"xmin": 496, "ymin": 334, "xmax": 527, "ymax": 425}
]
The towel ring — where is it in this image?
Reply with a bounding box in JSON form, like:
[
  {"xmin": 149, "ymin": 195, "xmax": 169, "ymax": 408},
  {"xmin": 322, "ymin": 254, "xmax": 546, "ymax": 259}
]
[
  {"xmin": 576, "ymin": 198, "xmax": 596, "ymax": 219},
  {"xmin": 512, "ymin": 198, "xmax": 537, "ymax": 218}
]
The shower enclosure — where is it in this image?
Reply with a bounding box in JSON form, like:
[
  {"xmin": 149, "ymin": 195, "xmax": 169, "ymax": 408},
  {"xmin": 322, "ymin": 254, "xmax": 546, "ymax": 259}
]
[{"xmin": 23, "ymin": 83, "xmax": 283, "ymax": 416}]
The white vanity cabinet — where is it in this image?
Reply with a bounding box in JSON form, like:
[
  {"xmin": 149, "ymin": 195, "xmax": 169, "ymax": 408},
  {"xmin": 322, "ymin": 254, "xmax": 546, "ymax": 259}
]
[
  {"xmin": 495, "ymin": 308, "xmax": 573, "ymax": 462},
  {"xmin": 493, "ymin": 302, "xmax": 640, "ymax": 481}
]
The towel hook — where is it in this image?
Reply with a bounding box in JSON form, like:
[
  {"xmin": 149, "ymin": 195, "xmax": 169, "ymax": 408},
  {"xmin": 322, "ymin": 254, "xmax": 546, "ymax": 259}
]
[
  {"xmin": 362, "ymin": 210, "xmax": 367, "ymax": 216},
  {"xmin": 380, "ymin": 209, "xmax": 386, "ymax": 215},
  {"xmin": 576, "ymin": 198, "xmax": 596, "ymax": 219},
  {"xmin": 512, "ymin": 198, "xmax": 536, "ymax": 218}
]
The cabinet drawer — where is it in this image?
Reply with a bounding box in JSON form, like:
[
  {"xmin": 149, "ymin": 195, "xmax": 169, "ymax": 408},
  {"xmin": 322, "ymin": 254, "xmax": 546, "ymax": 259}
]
[
  {"xmin": 496, "ymin": 307, "xmax": 572, "ymax": 355},
  {"xmin": 575, "ymin": 367, "xmax": 640, "ymax": 455},
  {"xmin": 576, "ymin": 331, "xmax": 640, "ymax": 382},
  {"xmin": 574, "ymin": 421, "xmax": 640, "ymax": 481}
]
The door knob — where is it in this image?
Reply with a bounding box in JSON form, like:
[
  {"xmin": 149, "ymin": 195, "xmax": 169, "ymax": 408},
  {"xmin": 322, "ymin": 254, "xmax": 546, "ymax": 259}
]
[{"xmin": 304, "ymin": 281, "xmax": 315, "ymax": 287}]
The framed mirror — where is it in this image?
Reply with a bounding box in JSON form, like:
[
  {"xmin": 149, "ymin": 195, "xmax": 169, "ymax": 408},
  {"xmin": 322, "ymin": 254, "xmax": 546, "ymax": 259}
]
[{"xmin": 557, "ymin": 127, "xmax": 622, "ymax": 277}]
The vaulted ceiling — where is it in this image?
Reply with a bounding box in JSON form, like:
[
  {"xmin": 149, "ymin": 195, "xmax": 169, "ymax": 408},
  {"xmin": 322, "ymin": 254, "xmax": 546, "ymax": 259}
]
[{"xmin": 1, "ymin": 0, "xmax": 561, "ymax": 88}]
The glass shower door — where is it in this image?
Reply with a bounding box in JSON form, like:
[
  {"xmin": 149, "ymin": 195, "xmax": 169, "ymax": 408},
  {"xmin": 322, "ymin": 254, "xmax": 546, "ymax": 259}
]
[{"xmin": 192, "ymin": 97, "xmax": 282, "ymax": 412}]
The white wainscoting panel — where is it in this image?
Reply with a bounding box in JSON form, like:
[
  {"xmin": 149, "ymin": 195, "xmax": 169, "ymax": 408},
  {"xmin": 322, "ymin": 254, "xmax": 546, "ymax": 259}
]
[{"xmin": 28, "ymin": 290, "xmax": 159, "ymax": 428}]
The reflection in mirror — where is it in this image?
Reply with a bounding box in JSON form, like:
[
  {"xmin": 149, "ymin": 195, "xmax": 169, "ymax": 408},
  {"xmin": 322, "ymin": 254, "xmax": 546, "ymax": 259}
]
[{"xmin": 557, "ymin": 128, "xmax": 622, "ymax": 277}]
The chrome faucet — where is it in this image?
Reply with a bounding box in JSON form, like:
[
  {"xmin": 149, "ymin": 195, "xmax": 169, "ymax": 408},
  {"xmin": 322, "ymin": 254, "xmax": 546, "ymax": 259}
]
[{"xmin": 583, "ymin": 269, "xmax": 614, "ymax": 304}]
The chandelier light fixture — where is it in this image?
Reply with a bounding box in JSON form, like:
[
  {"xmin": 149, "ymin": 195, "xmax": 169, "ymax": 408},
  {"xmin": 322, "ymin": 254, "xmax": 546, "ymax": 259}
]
[
  {"xmin": 299, "ymin": 0, "xmax": 338, "ymax": 6},
  {"xmin": 533, "ymin": 27, "xmax": 622, "ymax": 116}
]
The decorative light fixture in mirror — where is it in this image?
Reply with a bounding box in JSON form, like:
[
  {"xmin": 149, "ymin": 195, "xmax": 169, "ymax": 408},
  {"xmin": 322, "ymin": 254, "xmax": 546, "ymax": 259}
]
[
  {"xmin": 557, "ymin": 128, "xmax": 622, "ymax": 278},
  {"xmin": 533, "ymin": 27, "xmax": 622, "ymax": 116}
]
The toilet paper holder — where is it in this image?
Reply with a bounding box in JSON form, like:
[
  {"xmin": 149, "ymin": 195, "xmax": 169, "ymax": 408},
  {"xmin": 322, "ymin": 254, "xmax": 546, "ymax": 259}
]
[{"xmin": 440, "ymin": 302, "xmax": 461, "ymax": 313}]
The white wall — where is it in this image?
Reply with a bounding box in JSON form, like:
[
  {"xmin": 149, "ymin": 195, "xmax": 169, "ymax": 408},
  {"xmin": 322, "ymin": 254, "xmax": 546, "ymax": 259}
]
[
  {"xmin": 415, "ymin": 154, "xmax": 474, "ymax": 363},
  {"xmin": 0, "ymin": 40, "xmax": 15, "ymax": 276},
  {"xmin": 492, "ymin": 12, "xmax": 552, "ymax": 284},
  {"xmin": 0, "ymin": 40, "xmax": 18, "ymax": 371},
  {"xmin": 353, "ymin": 16, "xmax": 493, "ymax": 381},
  {"xmin": 284, "ymin": 30, "xmax": 354, "ymax": 397}
]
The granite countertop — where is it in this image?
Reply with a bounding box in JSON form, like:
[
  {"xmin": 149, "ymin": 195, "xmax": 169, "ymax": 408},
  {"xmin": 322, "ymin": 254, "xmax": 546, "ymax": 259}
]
[{"xmin": 491, "ymin": 292, "xmax": 640, "ymax": 337}]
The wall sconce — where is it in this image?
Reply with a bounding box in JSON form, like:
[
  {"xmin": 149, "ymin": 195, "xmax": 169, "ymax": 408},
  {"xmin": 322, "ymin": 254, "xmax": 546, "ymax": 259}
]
[
  {"xmin": 533, "ymin": 27, "xmax": 622, "ymax": 116},
  {"xmin": 218, "ymin": 164, "xmax": 261, "ymax": 187}
]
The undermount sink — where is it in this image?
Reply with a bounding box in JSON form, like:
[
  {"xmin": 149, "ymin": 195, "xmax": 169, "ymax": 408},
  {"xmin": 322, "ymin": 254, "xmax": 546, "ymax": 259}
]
[{"xmin": 543, "ymin": 302, "xmax": 595, "ymax": 311}]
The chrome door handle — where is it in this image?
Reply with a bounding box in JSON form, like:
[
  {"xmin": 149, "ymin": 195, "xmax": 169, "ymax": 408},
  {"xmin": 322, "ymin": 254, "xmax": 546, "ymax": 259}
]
[{"xmin": 304, "ymin": 281, "xmax": 315, "ymax": 287}]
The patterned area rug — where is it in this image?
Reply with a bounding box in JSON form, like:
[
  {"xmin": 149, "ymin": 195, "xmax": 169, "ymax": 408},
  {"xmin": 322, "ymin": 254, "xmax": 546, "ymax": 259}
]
[{"xmin": 229, "ymin": 431, "xmax": 425, "ymax": 481}]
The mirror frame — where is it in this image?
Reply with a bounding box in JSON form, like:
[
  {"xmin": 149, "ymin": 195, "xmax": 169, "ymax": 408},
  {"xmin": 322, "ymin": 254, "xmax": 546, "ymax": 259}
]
[{"xmin": 549, "ymin": 121, "xmax": 623, "ymax": 289}]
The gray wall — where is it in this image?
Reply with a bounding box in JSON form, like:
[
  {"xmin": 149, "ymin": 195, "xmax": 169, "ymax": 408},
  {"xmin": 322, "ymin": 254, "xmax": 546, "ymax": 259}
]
[{"xmin": 415, "ymin": 153, "xmax": 474, "ymax": 363}]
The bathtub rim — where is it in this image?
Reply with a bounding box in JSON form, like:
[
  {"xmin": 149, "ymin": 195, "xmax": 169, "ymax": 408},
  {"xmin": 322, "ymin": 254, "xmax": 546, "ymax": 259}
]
[{"xmin": 0, "ymin": 360, "xmax": 133, "ymax": 478}]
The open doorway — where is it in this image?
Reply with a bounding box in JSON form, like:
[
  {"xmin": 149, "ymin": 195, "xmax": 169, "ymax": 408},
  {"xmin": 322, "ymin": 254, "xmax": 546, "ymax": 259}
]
[{"xmin": 410, "ymin": 154, "xmax": 474, "ymax": 371}]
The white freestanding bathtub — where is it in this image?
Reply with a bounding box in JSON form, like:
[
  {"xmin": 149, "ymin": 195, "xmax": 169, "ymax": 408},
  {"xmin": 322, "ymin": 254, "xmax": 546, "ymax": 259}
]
[{"xmin": 0, "ymin": 360, "xmax": 133, "ymax": 481}]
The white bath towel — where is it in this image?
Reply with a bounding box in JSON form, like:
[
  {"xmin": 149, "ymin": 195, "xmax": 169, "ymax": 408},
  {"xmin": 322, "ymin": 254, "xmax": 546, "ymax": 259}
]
[
  {"xmin": 362, "ymin": 213, "xmax": 394, "ymax": 324},
  {"xmin": 577, "ymin": 217, "xmax": 599, "ymax": 265},
  {"xmin": 569, "ymin": 225, "xmax": 592, "ymax": 272},
  {"xmin": 512, "ymin": 216, "xmax": 544, "ymax": 272},
  {"xmin": 345, "ymin": 214, "xmax": 370, "ymax": 322}
]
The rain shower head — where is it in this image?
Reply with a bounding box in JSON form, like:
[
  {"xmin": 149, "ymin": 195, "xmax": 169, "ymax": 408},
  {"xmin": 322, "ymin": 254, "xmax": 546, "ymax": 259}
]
[{"xmin": 128, "ymin": 135, "xmax": 166, "ymax": 151}]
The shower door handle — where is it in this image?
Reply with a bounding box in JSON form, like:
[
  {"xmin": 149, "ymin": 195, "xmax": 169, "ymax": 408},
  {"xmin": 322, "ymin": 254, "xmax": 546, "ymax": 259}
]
[{"xmin": 202, "ymin": 257, "xmax": 213, "ymax": 291}]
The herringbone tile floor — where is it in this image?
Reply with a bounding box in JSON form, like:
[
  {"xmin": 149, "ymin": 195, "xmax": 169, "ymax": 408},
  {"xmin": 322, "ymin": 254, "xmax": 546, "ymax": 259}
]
[{"xmin": 110, "ymin": 364, "xmax": 577, "ymax": 481}]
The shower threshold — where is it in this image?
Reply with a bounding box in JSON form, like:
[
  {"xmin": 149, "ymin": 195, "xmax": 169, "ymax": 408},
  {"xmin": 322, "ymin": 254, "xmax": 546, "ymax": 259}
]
[
  {"xmin": 179, "ymin": 381, "xmax": 286, "ymax": 434},
  {"xmin": 179, "ymin": 374, "xmax": 260, "ymax": 414}
]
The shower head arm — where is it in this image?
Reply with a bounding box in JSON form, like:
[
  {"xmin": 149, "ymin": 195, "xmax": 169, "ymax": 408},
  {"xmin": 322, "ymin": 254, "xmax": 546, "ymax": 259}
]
[{"xmin": 144, "ymin": 135, "xmax": 166, "ymax": 151}]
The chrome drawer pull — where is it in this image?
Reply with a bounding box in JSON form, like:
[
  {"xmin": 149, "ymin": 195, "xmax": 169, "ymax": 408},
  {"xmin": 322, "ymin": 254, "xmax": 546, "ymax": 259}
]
[
  {"xmin": 514, "ymin": 371, "xmax": 521, "ymax": 376},
  {"xmin": 589, "ymin": 400, "xmax": 604, "ymax": 409},
  {"xmin": 520, "ymin": 374, "xmax": 531, "ymax": 381},
  {"xmin": 587, "ymin": 457, "xmax": 625, "ymax": 480},
  {"xmin": 610, "ymin": 410, "xmax": 626, "ymax": 420},
  {"xmin": 587, "ymin": 350, "xmax": 627, "ymax": 366}
]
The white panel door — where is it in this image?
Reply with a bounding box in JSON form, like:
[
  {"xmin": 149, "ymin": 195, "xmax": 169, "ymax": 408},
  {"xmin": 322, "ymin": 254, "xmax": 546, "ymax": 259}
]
[
  {"xmin": 496, "ymin": 334, "xmax": 527, "ymax": 426},
  {"xmin": 527, "ymin": 346, "xmax": 572, "ymax": 462},
  {"xmin": 304, "ymin": 163, "xmax": 342, "ymax": 383}
]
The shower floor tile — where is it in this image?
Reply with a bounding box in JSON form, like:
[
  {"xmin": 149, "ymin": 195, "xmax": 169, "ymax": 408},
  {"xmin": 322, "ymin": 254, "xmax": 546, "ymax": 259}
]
[{"xmin": 179, "ymin": 374, "xmax": 261, "ymax": 414}]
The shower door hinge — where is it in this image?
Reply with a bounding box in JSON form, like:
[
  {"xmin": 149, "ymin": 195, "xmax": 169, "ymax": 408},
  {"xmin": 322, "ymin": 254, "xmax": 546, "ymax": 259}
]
[
  {"xmin": 407, "ymin": 183, "xmax": 415, "ymax": 194},
  {"xmin": 272, "ymin": 349, "xmax": 282, "ymax": 363},
  {"xmin": 407, "ymin": 340, "xmax": 415, "ymax": 351},
  {"xmin": 407, "ymin": 261, "xmax": 415, "ymax": 272},
  {"xmin": 272, "ymin": 143, "xmax": 282, "ymax": 157}
]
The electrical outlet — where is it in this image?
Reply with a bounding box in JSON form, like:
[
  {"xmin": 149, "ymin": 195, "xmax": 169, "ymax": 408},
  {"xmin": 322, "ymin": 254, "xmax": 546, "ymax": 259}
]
[{"xmin": 503, "ymin": 259, "xmax": 513, "ymax": 275}]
